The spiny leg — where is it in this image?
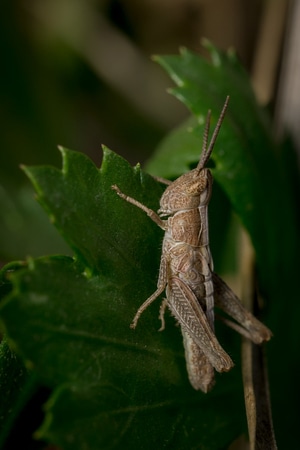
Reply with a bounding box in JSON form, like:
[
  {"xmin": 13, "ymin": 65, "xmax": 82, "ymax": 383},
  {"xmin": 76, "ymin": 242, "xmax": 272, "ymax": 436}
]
[
  {"xmin": 158, "ymin": 298, "xmax": 168, "ymax": 331},
  {"xmin": 152, "ymin": 176, "xmax": 172, "ymax": 186},
  {"xmin": 131, "ymin": 255, "xmax": 168, "ymax": 329},
  {"xmin": 212, "ymin": 272, "xmax": 272, "ymax": 343},
  {"xmin": 112, "ymin": 185, "xmax": 166, "ymax": 230},
  {"xmin": 130, "ymin": 283, "xmax": 166, "ymax": 329},
  {"xmin": 217, "ymin": 315, "xmax": 259, "ymax": 340}
]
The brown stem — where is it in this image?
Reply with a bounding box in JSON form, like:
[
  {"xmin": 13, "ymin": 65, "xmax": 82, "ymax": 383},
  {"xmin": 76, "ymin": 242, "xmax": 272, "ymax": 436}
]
[{"xmin": 239, "ymin": 230, "xmax": 277, "ymax": 450}]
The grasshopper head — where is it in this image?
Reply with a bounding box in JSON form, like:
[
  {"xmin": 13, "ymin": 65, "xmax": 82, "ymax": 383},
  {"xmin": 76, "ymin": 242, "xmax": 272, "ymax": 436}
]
[
  {"xmin": 158, "ymin": 96, "xmax": 229, "ymax": 217},
  {"xmin": 158, "ymin": 168, "xmax": 212, "ymax": 216}
]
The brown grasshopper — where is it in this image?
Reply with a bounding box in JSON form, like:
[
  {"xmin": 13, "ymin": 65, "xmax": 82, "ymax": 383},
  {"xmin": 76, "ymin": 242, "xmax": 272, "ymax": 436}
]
[{"xmin": 112, "ymin": 96, "xmax": 272, "ymax": 392}]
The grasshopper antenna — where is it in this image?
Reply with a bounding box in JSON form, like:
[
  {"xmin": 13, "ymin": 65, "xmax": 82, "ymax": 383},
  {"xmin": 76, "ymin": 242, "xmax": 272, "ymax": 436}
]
[{"xmin": 197, "ymin": 95, "xmax": 230, "ymax": 171}]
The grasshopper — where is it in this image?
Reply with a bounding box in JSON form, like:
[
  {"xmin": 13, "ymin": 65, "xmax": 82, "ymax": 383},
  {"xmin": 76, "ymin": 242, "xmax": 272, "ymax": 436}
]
[{"xmin": 112, "ymin": 96, "xmax": 272, "ymax": 392}]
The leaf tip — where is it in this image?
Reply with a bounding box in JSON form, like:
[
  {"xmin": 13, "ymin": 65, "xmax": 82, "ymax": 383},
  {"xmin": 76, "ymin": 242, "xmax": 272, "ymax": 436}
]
[
  {"xmin": 20, "ymin": 163, "xmax": 29, "ymax": 177},
  {"xmin": 20, "ymin": 164, "xmax": 38, "ymax": 188},
  {"xmin": 101, "ymin": 144, "xmax": 113, "ymax": 159},
  {"xmin": 57, "ymin": 145, "xmax": 69, "ymax": 174},
  {"xmin": 57, "ymin": 145, "xmax": 66, "ymax": 155},
  {"xmin": 227, "ymin": 46, "xmax": 238, "ymax": 62},
  {"xmin": 178, "ymin": 46, "xmax": 188, "ymax": 56},
  {"xmin": 151, "ymin": 54, "xmax": 160, "ymax": 63},
  {"xmin": 201, "ymin": 38, "xmax": 222, "ymax": 67}
]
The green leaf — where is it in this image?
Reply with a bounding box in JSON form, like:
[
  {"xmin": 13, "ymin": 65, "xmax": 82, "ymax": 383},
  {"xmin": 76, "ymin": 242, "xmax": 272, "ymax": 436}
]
[
  {"xmin": 0, "ymin": 337, "xmax": 34, "ymax": 447},
  {"xmin": 150, "ymin": 47, "xmax": 275, "ymax": 261},
  {"xmin": 0, "ymin": 262, "xmax": 40, "ymax": 447},
  {"xmin": 148, "ymin": 45, "xmax": 300, "ymax": 449},
  {"xmin": 0, "ymin": 185, "xmax": 70, "ymax": 261},
  {"xmin": 39, "ymin": 384, "xmax": 244, "ymax": 450},
  {"xmin": 150, "ymin": 46, "xmax": 298, "ymax": 297},
  {"xmin": 22, "ymin": 146, "xmax": 164, "ymax": 280},
  {"xmin": 0, "ymin": 148, "xmax": 246, "ymax": 449},
  {"xmin": 2, "ymin": 43, "xmax": 299, "ymax": 449}
]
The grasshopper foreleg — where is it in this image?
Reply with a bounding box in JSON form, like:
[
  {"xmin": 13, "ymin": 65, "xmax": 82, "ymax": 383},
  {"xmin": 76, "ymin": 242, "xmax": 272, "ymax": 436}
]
[{"xmin": 111, "ymin": 184, "xmax": 167, "ymax": 230}]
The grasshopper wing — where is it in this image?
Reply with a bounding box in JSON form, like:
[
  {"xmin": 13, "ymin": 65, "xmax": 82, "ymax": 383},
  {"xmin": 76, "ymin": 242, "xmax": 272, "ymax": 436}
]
[{"xmin": 166, "ymin": 276, "xmax": 233, "ymax": 373}]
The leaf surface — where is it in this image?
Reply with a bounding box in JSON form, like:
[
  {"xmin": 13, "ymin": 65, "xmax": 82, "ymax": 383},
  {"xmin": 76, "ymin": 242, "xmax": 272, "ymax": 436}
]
[
  {"xmin": 0, "ymin": 148, "xmax": 245, "ymax": 449},
  {"xmin": 148, "ymin": 45, "xmax": 300, "ymax": 449},
  {"xmin": 149, "ymin": 45, "xmax": 298, "ymax": 300}
]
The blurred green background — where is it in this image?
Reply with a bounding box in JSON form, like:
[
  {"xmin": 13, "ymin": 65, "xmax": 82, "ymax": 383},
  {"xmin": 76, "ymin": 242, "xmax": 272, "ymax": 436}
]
[{"xmin": 1, "ymin": 0, "xmax": 283, "ymax": 264}]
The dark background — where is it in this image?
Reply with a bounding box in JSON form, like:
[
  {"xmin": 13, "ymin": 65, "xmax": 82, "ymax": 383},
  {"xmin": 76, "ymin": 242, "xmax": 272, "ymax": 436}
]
[{"xmin": 1, "ymin": 0, "xmax": 290, "ymax": 191}]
